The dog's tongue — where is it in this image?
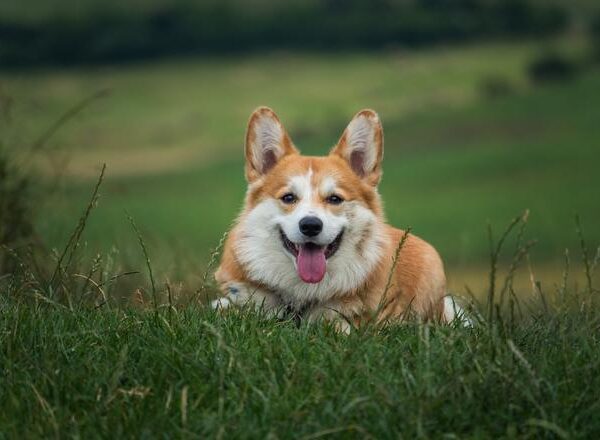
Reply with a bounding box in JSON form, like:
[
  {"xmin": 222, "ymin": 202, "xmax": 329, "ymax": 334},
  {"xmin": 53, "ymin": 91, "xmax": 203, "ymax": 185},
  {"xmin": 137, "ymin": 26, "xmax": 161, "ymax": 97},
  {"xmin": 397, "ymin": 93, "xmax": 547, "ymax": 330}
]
[{"xmin": 297, "ymin": 243, "xmax": 326, "ymax": 283}]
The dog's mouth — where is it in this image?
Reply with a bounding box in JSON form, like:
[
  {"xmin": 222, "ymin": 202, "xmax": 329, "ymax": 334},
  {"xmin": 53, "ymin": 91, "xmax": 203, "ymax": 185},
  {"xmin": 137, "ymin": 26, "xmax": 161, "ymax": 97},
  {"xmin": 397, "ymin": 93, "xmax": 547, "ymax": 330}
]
[{"xmin": 279, "ymin": 228, "xmax": 344, "ymax": 284}]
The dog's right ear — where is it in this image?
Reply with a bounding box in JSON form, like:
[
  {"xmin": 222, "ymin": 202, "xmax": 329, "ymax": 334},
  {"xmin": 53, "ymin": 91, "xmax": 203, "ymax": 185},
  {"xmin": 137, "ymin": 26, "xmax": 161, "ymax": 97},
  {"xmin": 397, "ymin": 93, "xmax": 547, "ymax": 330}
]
[{"xmin": 245, "ymin": 107, "xmax": 298, "ymax": 182}]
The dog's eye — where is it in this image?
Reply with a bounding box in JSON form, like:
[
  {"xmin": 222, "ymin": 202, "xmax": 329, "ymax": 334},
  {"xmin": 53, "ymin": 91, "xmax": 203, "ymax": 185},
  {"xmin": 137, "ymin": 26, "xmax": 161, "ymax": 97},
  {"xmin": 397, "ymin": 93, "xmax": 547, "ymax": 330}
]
[
  {"xmin": 326, "ymin": 195, "xmax": 344, "ymax": 205},
  {"xmin": 281, "ymin": 193, "xmax": 297, "ymax": 204}
]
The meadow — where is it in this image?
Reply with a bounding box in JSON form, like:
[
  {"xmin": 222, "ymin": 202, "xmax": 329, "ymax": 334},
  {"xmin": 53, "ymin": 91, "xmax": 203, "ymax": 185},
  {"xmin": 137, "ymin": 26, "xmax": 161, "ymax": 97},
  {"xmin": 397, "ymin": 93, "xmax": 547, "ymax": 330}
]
[
  {"xmin": 1, "ymin": 39, "xmax": 600, "ymax": 437},
  {"xmin": 2, "ymin": 39, "xmax": 599, "ymax": 292},
  {"xmin": 1, "ymin": 297, "xmax": 600, "ymax": 438}
]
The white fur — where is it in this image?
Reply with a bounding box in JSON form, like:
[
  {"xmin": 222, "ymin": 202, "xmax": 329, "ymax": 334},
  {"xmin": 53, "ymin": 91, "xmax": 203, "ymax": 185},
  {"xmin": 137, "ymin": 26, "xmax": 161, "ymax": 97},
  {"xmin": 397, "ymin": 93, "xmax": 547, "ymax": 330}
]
[
  {"xmin": 319, "ymin": 176, "xmax": 337, "ymax": 195},
  {"xmin": 279, "ymin": 170, "xmax": 346, "ymax": 247},
  {"xmin": 344, "ymin": 114, "xmax": 379, "ymax": 173},
  {"xmin": 212, "ymin": 281, "xmax": 285, "ymax": 317},
  {"xmin": 249, "ymin": 115, "xmax": 284, "ymax": 173},
  {"xmin": 235, "ymin": 171, "xmax": 386, "ymax": 310},
  {"xmin": 443, "ymin": 296, "xmax": 473, "ymax": 327}
]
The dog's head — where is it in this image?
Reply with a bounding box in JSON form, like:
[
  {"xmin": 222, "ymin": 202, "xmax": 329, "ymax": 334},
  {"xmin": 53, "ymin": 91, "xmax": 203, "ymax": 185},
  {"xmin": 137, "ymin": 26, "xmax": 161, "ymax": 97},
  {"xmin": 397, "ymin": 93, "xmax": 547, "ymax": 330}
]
[{"xmin": 237, "ymin": 107, "xmax": 385, "ymax": 291}]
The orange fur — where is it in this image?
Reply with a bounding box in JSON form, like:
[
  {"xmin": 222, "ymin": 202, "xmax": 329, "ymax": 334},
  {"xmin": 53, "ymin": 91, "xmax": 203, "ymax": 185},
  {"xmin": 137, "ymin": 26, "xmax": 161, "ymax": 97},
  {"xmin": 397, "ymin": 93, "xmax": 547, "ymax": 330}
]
[{"xmin": 214, "ymin": 107, "xmax": 448, "ymax": 327}]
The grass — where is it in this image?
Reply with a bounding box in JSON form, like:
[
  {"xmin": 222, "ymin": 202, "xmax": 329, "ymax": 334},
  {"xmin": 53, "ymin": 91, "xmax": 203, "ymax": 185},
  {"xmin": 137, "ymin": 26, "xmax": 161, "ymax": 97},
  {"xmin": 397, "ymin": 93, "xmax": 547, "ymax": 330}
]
[
  {"xmin": 1, "ymin": 44, "xmax": 538, "ymax": 160},
  {"xmin": 2, "ymin": 160, "xmax": 599, "ymax": 437},
  {"xmin": 1, "ymin": 40, "xmax": 599, "ymax": 292},
  {"xmin": 2, "ymin": 39, "xmax": 600, "ymax": 438},
  {"xmin": 1, "ymin": 292, "xmax": 600, "ymax": 437}
]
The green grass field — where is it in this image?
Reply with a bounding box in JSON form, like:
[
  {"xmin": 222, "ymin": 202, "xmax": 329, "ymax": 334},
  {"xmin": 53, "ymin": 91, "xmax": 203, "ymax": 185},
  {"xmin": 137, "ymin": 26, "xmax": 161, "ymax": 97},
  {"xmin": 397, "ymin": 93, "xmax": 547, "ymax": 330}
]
[
  {"xmin": 2, "ymin": 292, "xmax": 600, "ymax": 438},
  {"xmin": 2, "ymin": 40, "xmax": 599, "ymax": 293},
  {"xmin": 2, "ymin": 40, "xmax": 600, "ymax": 437}
]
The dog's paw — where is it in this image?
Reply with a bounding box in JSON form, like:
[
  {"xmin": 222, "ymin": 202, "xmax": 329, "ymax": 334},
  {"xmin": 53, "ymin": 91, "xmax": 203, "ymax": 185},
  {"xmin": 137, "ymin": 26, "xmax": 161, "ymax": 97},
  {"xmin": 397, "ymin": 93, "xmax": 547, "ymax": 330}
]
[
  {"xmin": 211, "ymin": 284, "xmax": 242, "ymax": 310},
  {"xmin": 443, "ymin": 295, "xmax": 474, "ymax": 327},
  {"xmin": 333, "ymin": 319, "xmax": 352, "ymax": 335},
  {"xmin": 211, "ymin": 296, "xmax": 232, "ymax": 310},
  {"xmin": 305, "ymin": 304, "xmax": 354, "ymax": 334}
]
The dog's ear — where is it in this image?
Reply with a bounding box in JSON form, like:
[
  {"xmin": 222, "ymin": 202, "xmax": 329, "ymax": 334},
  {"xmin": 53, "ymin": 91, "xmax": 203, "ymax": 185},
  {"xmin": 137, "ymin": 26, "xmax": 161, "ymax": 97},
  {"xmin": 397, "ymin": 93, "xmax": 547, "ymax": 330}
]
[
  {"xmin": 331, "ymin": 109, "xmax": 383, "ymax": 186},
  {"xmin": 245, "ymin": 107, "xmax": 298, "ymax": 182}
]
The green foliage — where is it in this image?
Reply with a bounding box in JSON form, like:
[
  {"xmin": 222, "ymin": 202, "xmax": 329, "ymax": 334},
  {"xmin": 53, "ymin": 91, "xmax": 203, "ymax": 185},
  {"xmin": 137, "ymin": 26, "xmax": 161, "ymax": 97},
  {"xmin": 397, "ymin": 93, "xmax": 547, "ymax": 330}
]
[
  {"xmin": 1, "ymin": 71, "xmax": 599, "ymax": 435},
  {"xmin": 18, "ymin": 55, "xmax": 598, "ymax": 268},
  {"xmin": 0, "ymin": 153, "xmax": 33, "ymax": 253},
  {"xmin": 0, "ymin": 89, "xmax": 109, "ymax": 275},
  {"xmin": 1, "ymin": 291, "xmax": 599, "ymax": 437},
  {"xmin": 0, "ymin": 0, "xmax": 568, "ymax": 66},
  {"xmin": 0, "ymin": 99, "xmax": 34, "ymax": 272},
  {"xmin": 527, "ymin": 52, "xmax": 580, "ymax": 83},
  {"xmin": 1, "ymin": 206, "xmax": 598, "ymax": 437},
  {"xmin": 479, "ymin": 75, "xmax": 517, "ymax": 99},
  {"xmin": 592, "ymin": 11, "xmax": 600, "ymax": 60}
]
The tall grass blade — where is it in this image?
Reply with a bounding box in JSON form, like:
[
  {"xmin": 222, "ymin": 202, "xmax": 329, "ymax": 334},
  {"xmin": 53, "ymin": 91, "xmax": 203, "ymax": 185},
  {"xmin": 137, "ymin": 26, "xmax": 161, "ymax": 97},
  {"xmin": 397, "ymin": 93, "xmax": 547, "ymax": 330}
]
[
  {"xmin": 127, "ymin": 212, "xmax": 158, "ymax": 315},
  {"xmin": 49, "ymin": 163, "xmax": 106, "ymax": 294},
  {"xmin": 575, "ymin": 214, "xmax": 595, "ymax": 297}
]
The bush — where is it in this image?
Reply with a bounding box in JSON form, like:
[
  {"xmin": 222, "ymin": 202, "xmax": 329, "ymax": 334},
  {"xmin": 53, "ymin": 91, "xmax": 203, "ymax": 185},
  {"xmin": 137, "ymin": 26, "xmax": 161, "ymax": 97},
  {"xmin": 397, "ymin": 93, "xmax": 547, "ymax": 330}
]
[
  {"xmin": 591, "ymin": 12, "xmax": 600, "ymax": 62},
  {"xmin": 480, "ymin": 75, "xmax": 516, "ymax": 99},
  {"xmin": 0, "ymin": 149, "xmax": 35, "ymax": 272},
  {"xmin": 0, "ymin": 93, "xmax": 35, "ymax": 273},
  {"xmin": 527, "ymin": 52, "xmax": 579, "ymax": 84}
]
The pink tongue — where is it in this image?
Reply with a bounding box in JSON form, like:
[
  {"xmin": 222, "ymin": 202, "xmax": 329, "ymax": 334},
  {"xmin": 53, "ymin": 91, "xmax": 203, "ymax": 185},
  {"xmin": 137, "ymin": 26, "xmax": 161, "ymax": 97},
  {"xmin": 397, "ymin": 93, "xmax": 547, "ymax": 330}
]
[{"xmin": 297, "ymin": 244, "xmax": 327, "ymax": 283}]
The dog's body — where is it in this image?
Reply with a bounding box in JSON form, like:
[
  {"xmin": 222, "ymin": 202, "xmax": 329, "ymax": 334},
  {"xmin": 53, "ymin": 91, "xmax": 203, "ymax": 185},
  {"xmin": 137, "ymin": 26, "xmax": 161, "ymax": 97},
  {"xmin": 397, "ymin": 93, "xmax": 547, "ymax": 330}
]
[{"xmin": 214, "ymin": 107, "xmax": 462, "ymax": 330}]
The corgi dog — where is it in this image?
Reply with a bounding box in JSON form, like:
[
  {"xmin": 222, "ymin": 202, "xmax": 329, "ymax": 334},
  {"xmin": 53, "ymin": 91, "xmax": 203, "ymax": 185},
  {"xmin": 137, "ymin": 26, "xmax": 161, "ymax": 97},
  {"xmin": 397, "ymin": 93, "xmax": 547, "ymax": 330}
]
[{"xmin": 213, "ymin": 107, "xmax": 466, "ymax": 331}]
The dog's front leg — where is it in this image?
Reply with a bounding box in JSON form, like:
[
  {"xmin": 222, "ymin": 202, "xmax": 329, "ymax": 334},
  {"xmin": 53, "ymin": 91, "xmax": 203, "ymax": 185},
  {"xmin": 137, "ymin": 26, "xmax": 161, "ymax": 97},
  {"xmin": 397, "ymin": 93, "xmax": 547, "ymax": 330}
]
[{"xmin": 211, "ymin": 281, "xmax": 284, "ymax": 317}]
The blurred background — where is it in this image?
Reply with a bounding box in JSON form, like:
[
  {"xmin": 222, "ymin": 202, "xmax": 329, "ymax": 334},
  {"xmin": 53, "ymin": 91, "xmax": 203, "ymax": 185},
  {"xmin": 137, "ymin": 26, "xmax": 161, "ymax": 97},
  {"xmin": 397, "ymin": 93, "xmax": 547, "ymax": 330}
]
[{"xmin": 1, "ymin": 0, "xmax": 599, "ymax": 297}]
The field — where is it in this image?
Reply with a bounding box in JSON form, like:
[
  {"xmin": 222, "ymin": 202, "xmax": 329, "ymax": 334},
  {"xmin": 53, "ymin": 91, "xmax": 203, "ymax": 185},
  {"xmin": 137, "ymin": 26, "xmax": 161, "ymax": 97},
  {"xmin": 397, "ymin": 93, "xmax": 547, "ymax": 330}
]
[
  {"xmin": 2, "ymin": 39, "xmax": 600, "ymax": 437},
  {"xmin": 1, "ymin": 298, "xmax": 600, "ymax": 438},
  {"xmin": 3, "ymin": 41, "xmax": 600, "ymax": 289}
]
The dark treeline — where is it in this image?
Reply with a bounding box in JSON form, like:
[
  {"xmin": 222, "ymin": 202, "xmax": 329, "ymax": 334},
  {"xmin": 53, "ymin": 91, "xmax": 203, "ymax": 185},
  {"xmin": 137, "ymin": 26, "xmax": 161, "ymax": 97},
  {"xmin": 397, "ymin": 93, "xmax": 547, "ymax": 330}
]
[{"xmin": 0, "ymin": 0, "xmax": 568, "ymax": 67}]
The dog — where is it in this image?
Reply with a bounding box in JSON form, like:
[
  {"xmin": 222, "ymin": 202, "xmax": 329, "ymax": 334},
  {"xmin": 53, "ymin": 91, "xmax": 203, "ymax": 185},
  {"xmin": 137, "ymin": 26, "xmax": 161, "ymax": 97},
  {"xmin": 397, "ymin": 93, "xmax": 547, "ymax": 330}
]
[{"xmin": 212, "ymin": 107, "xmax": 467, "ymax": 331}]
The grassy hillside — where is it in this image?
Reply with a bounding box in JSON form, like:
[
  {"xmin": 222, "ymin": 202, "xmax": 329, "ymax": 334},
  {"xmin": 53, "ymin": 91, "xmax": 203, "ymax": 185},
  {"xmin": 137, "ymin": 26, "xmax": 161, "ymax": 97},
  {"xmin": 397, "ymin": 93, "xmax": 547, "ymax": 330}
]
[
  {"xmin": 2, "ymin": 39, "xmax": 600, "ymax": 438},
  {"xmin": 1, "ymin": 41, "xmax": 599, "ymax": 291}
]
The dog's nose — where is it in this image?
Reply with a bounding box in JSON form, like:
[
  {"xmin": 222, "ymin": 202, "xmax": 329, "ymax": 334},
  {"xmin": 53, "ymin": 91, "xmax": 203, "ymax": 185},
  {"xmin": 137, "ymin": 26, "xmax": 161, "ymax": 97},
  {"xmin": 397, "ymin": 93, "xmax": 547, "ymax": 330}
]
[{"xmin": 299, "ymin": 216, "xmax": 323, "ymax": 237}]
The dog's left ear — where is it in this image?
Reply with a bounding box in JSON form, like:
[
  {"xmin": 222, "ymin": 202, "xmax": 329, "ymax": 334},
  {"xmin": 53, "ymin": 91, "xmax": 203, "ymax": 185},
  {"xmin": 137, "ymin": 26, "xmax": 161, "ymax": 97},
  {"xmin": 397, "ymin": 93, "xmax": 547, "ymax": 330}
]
[
  {"xmin": 245, "ymin": 107, "xmax": 298, "ymax": 182},
  {"xmin": 331, "ymin": 109, "xmax": 383, "ymax": 186}
]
